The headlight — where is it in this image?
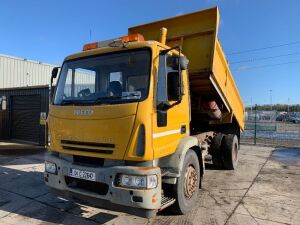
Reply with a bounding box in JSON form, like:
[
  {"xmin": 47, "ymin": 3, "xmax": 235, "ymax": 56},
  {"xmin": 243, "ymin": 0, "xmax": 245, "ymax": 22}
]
[
  {"xmin": 45, "ymin": 161, "xmax": 57, "ymax": 174},
  {"xmin": 117, "ymin": 174, "xmax": 158, "ymax": 189},
  {"xmin": 147, "ymin": 175, "xmax": 158, "ymax": 189}
]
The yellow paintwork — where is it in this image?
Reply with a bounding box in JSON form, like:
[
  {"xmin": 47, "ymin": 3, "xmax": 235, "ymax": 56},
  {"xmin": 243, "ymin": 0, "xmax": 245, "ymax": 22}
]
[
  {"xmin": 48, "ymin": 103, "xmax": 137, "ymax": 160},
  {"xmin": 212, "ymin": 40, "xmax": 245, "ymax": 129},
  {"xmin": 129, "ymin": 6, "xmax": 245, "ymax": 130},
  {"xmin": 48, "ymin": 7, "xmax": 244, "ymax": 162},
  {"xmin": 129, "ymin": 7, "xmax": 219, "ymax": 73},
  {"xmin": 48, "ymin": 42, "xmax": 189, "ymax": 161},
  {"xmin": 151, "ymin": 45, "xmax": 190, "ymax": 159}
]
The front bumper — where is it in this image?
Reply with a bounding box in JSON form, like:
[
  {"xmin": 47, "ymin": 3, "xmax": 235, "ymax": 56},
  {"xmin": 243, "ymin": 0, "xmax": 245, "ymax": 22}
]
[{"xmin": 44, "ymin": 152, "xmax": 161, "ymax": 210}]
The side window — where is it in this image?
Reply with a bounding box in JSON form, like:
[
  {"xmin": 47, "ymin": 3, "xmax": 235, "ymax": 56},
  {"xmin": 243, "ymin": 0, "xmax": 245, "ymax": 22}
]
[
  {"xmin": 107, "ymin": 72, "xmax": 123, "ymax": 97},
  {"xmin": 74, "ymin": 68, "xmax": 96, "ymax": 97},
  {"xmin": 62, "ymin": 68, "xmax": 96, "ymax": 98},
  {"xmin": 157, "ymin": 53, "xmax": 181, "ymax": 104},
  {"xmin": 166, "ymin": 55, "xmax": 182, "ymax": 102},
  {"xmin": 127, "ymin": 76, "xmax": 147, "ymax": 92},
  {"xmin": 156, "ymin": 54, "xmax": 168, "ymax": 105},
  {"xmin": 109, "ymin": 72, "xmax": 122, "ymax": 85},
  {"xmin": 64, "ymin": 69, "xmax": 72, "ymax": 97}
]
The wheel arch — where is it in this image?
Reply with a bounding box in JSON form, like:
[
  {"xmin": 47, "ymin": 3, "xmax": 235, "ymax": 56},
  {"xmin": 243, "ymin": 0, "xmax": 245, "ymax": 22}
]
[{"xmin": 158, "ymin": 136, "xmax": 203, "ymax": 178}]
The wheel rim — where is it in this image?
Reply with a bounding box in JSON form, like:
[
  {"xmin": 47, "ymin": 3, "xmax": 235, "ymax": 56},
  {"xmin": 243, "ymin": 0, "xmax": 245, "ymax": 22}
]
[{"xmin": 184, "ymin": 165, "xmax": 198, "ymax": 199}]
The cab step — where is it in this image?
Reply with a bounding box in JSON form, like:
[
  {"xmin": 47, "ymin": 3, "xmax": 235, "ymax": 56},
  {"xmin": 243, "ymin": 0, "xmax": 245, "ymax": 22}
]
[{"xmin": 160, "ymin": 194, "xmax": 176, "ymax": 211}]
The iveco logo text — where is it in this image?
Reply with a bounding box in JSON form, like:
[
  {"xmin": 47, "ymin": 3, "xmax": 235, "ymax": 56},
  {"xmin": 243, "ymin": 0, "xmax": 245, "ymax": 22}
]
[{"xmin": 74, "ymin": 109, "xmax": 94, "ymax": 116}]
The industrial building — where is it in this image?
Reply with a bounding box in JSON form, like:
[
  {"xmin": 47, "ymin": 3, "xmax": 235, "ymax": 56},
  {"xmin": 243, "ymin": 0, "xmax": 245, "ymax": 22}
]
[{"xmin": 0, "ymin": 54, "xmax": 57, "ymax": 145}]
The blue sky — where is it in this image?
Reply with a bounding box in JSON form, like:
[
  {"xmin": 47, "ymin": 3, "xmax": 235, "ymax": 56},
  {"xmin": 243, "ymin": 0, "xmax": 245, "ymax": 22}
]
[{"xmin": 0, "ymin": 0, "xmax": 299, "ymax": 105}]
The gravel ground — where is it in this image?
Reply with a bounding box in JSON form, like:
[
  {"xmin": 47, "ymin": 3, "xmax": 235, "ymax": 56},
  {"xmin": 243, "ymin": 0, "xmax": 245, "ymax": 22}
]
[{"xmin": 0, "ymin": 145, "xmax": 299, "ymax": 225}]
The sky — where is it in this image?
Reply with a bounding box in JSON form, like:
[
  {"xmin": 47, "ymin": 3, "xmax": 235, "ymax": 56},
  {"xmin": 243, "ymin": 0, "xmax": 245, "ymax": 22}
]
[{"xmin": 0, "ymin": 0, "xmax": 299, "ymax": 105}]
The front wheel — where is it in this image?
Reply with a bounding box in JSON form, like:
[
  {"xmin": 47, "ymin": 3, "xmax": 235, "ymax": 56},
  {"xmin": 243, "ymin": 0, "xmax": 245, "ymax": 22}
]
[{"xmin": 170, "ymin": 150, "xmax": 200, "ymax": 214}]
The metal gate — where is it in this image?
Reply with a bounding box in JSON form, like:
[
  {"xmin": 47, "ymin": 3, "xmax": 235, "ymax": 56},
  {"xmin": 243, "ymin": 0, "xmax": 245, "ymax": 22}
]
[{"xmin": 11, "ymin": 95, "xmax": 41, "ymax": 143}]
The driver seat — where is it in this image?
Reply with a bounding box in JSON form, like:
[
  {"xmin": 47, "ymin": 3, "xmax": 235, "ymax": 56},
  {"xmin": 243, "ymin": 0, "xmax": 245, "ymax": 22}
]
[{"xmin": 108, "ymin": 81, "xmax": 122, "ymax": 96}]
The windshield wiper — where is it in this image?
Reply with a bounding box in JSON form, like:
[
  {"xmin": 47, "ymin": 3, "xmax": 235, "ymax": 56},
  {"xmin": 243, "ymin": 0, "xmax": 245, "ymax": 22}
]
[
  {"xmin": 60, "ymin": 99, "xmax": 79, "ymax": 105},
  {"xmin": 122, "ymin": 93, "xmax": 141, "ymax": 98},
  {"xmin": 94, "ymin": 96, "xmax": 122, "ymax": 104},
  {"xmin": 60, "ymin": 99, "xmax": 92, "ymax": 105}
]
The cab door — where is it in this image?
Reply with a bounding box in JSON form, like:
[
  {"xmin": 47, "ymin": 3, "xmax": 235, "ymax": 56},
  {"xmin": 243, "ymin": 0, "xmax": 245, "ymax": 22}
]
[{"xmin": 152, "ymin": 49, "xmax": 190, "ymax": 159}]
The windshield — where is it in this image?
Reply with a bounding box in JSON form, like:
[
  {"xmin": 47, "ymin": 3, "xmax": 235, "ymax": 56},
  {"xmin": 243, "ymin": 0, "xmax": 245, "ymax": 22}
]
[{"xmin": 53, "ymin": 49, "xmax": 151, "ymax": 105}]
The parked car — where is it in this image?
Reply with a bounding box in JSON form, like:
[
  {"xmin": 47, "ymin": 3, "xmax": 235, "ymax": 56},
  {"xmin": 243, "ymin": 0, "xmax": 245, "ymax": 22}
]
[
  {"xmin": 287, "ymin": 113, "xmax": 300, "ymax": 123},
  {"xmin": 276, "ymin": 115, "xmax": 284, "ymax": 121},
  {"xmin": 293, "ymin": 117, "xmax": 300, "ymax": 124}
]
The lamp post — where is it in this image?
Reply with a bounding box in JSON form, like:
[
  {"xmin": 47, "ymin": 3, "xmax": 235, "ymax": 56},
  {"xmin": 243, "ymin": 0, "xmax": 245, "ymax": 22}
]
[
  {"xmin": 269, "ymin": 89, "xmax": 273, "ymax": 111},
  {"xmin": 254, "ymin": 104, "xmax": 257, "ymax": 145}
]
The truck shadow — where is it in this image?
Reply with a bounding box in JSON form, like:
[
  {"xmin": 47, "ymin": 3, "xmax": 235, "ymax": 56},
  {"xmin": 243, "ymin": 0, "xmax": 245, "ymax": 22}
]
[
  {"xmin": 204, "ymin": 162, "xmax": 223, "ymax": 170},
  {"xmin": 0, "ymin": 153, "xmax": 119, "ymax": 224},
  {"xmin": 0, "ymin": 152, "xmax": 228, "ymax": 223}
]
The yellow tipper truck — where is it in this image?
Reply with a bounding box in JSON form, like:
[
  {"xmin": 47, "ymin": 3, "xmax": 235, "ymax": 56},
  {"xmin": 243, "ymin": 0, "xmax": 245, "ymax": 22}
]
[{"xmin": 45, "ymin": 7, "xmax": 244, "ymax": 217}]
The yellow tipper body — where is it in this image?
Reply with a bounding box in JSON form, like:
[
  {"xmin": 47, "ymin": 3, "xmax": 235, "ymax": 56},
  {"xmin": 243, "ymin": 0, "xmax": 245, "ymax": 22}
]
[{"xmin": 129, "ymin": 7, "xmax": 244, "ymax": 130}]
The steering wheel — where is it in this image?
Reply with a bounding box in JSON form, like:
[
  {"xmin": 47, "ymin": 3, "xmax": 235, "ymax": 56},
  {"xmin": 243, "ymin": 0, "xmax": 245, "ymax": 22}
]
[{"xmin": 77, "ymin": 88, "xmax": 91, "ymax": 98}]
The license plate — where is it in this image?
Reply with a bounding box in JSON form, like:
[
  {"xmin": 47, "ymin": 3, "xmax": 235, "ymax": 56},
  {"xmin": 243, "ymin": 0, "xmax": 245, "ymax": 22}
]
[{"xmin": 69, "ymin": 168, "xmax": 96, "ymax": 181}]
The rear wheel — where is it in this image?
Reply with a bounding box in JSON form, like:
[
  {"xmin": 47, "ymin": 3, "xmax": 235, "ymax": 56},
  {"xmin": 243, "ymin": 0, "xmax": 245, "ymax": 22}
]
[
  {"xmin": 170, "ymin": 150, "xmax": 200, "ymax": 214},
  {"xmin": 222, "ymin": 134, "xmax": 239, "ymax": 170},
  {"xmin": 210, "ymin": 133, "xmax": 224, "ymax": 169}
]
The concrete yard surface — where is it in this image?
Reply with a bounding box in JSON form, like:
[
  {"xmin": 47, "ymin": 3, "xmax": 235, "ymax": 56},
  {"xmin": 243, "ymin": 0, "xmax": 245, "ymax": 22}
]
[{"xmin": 0, "ymin": 145, "xmax": 299, "ymax": 225}]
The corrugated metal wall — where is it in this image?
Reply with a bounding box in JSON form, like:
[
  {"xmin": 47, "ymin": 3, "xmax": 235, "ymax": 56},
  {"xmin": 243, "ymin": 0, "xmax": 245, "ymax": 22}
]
[
  {"xmin": 0, "ymin": 54, "xmax": 99, "ymax": 145},
  {"xmin": 0, "ymin": 86, "xmax": 49, "ymax": 145},
  {"xmin": 0, "ymin": 54, "xmax": 57, "ymax": 88}
]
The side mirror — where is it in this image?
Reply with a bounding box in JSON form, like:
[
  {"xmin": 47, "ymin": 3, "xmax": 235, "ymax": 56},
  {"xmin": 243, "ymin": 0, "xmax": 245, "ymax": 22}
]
[
  {"xmin": 179, "ymin": 56, "xmax": 189, "ymax": 70},
  {"xmin": 51, "ymin": 67, "xmax": 59, "ymax": 84},
  {"xmin": 167, "ymin": 72, "xmax": 182, "ymax": 101},
  {"xmin": 50, "ymin": 67, "xmax": 60, "ymax": 102},
  {"xmin": 166, "ymin": 55, "xmax": 189, "ymax": 70}
]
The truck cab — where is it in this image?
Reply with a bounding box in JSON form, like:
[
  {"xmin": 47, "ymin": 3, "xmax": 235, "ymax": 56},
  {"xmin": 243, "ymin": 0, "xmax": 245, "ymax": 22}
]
[{"xmin": 45, "ymin": 7, "xmax": 244, "ymax": 217}]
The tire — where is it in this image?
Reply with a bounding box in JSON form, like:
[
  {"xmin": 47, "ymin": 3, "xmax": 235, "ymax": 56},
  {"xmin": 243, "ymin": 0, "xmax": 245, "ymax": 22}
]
[
  {"xmin": 170, "ymin": 150, "xmax": 200, "ymax": 214},
  {"xmin": 210, "ymin": 133, "xmax": 224, "ymax": 169},
  {"xmin": 222, "ymin": 134, "xmax": 239, "ymax": 170}
]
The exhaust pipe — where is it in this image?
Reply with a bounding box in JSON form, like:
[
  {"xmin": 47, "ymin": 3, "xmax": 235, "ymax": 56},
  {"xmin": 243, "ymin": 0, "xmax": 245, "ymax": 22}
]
[{"xmin": 160, "ymin": 27, "xmax": 167, "ymax": 45}]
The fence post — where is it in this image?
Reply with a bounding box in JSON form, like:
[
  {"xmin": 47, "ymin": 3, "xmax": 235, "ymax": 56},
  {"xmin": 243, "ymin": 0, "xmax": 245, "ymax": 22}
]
[{"xmin": 254, "ymin": 104, "xmax": 257, "ymax": 145}]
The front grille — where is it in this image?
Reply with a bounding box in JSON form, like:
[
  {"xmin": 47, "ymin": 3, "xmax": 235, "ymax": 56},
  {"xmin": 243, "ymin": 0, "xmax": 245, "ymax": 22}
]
[
  {"xmin": 62, "ymin": 146, "xmax": 113, "ymax": 154},
  {"xmin": 61, "ymin": 140, "xmax": 115, "ymax": 148},
  {"xmin": 65, "ymin": 176, "xmax": 109, "ymax": 195},
  {"xmin": 61, "ymin": 140, "xmax": 114, "ymax": 155}
]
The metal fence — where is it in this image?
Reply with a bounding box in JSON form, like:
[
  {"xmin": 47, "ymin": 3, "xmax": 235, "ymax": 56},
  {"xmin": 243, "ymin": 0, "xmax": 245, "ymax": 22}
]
[{"xmin": 241, "ymin": 110, "xmax": 300, "ymax": 147}]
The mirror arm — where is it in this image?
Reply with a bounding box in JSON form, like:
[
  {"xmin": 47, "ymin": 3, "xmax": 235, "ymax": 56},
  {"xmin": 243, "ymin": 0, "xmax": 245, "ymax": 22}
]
[
  {"xmin": 169, "ymin": 99, "xmax": 182, "ymax": 108},
  {"xmin": 50, "ymin": 77, "xmax": 54, "ymax": 87},
  {"xmin": 157, "ymin": 98, "xmax": 182, "ymax": 111},
  {"xmin": 178, "ymin": 48, "xmax": 183, "ymax": 100},
  {"xmin": 157, "ymin": 101, "xmax": 171, "ymax": 111}
]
